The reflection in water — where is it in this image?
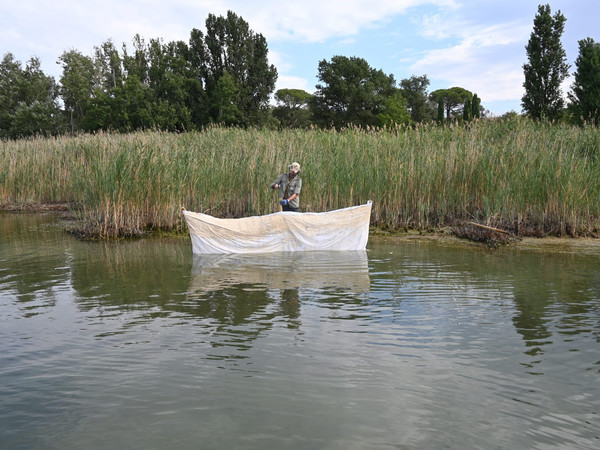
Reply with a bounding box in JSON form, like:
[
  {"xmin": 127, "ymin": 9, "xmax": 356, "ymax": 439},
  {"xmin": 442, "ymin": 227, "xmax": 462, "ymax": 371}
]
[
  {"xmin": 69, "ymin": 238, "xmax": 190, "ymax": 305},
  {"xmin": 189, "ymin": 250, "xmax": 370, "ymax": 294},
  {"xmin": 0, "ymin": 213, "xmax": 71, "ymax": 316},
  {"xmin": 186, "ymin": 251, "xmax": 370, "ymax": 353},
  {"xmin": 1, "ymin": 214, "xmax": 600, "ymax": 449},
  {"xmin": 367, "ymin": 241, "xmax": 600, "ymax": 371},
  {"xmin": 503, "ymin": 250, "xmax": 600, "ymax": 370}
]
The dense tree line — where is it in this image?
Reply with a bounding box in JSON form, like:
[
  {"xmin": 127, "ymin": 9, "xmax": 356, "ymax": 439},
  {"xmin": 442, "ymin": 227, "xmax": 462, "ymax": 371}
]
[
  {"xmin": 1, "ymin": 11, "xmax": 279, "ymax": 138},
  {"xmin": 1, "ymin": 5, "xmax": 598, "ymax": 139},
  {"xmin": 0, "ymin": 10, "xmax": 481, "ymax": 139},
  {"xmin": 0, "ymin": 55, "xmax": 63, "ymax": 138}
]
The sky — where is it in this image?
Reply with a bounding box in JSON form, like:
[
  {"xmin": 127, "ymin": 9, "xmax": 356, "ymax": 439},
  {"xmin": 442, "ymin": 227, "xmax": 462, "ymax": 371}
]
[{"xmin": 1, "ymin": 0, "xmax": 598, "ymax": 116}]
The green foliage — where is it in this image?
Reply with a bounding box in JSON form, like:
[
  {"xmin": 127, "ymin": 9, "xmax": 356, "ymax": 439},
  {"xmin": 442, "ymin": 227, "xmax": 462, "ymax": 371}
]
[
  {"xmin": 59, "ymin": 50, "xmax": 95, "ymax": 133},
  {"xmin": 214, "ymin": 72, "xmax": 243, "ymax": 126},
  {"xmin": 275, "ymin": 89, "xmax": 313, "ymax": 108},
  {"xmin": 461, "ymin": 94, "xmax": 481, "ymax": 122},
  {"xmin": 311, "ymin": 55, "xmax": 405, "ymax": 128},
  {"xmin": 437, "ymin": 98, "xmax": 444, "ymax": 124},
  {"xmin": 121, "ymin": 74, "xmax": 154, "ymax": 130},
  {"xmin": 94, "ymin": 40, "xmax": 123, "ymax": 91},
  {"xmin": 1, "ymin": 9, "xmax": 484, "ymax": 135},
  {"xmin": 9, "ymin": 10, "xmax": 275, "ymax": 135},
  {"xmin": 522, "ymin": 4, "xmax": 570, "ymax": 121},
  {"xmin": 471, "ymin": 94, "xmax": 481, "ymax": 119},
  {"xmin": 192, "ymin": 10, "xmax": 278, "ymax": 127},
  {"xmin": 499, "ymin": 111, "xmax": 519, "ymax": 121},
  {"xmin": 0, "ymin": 53, "xmax": 64, "ymax": 139},
  {"xmin": 463, "ymin": 97, "xmax": 472, "ymax": 121},
  {"xmin": 400, "ymin": 75, "xmax": 436, "ymax": 123},
  {"xmin": 430, "ymin": 87, "xmax": 473, "ymax": 122},
  {"xmin": 568, "ymin": 38, "xmax": 600, "ymax": 126},
  {"xmin": 379, "ymin": 91, "xmax": 411, "ymax": 127},
  {"xmin": 146, "ymin": 38, "xmax": 195, "ymax": 131},
  {"xmin": 9, "ymin": 6, "xmax": 592, "ymax": 137},
  {"xmin": 273, "ymin": 89, "xmax": 313, "ymax": 128},
  {"xmin": 82, "ymin": 89, "xmax": 121, "ymax": 131}
]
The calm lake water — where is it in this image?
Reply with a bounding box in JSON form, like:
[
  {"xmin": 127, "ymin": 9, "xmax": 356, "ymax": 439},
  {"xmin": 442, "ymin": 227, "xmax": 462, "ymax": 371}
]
[{"xmin": 1, "ymin": 213, "xmax": 599, "ymax": 449}]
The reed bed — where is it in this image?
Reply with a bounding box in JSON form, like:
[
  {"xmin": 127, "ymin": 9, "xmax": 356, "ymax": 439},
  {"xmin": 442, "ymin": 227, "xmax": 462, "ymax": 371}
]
[{"xmin": 1, "ymin": 119, "xmax": 599, "ymax": 238}]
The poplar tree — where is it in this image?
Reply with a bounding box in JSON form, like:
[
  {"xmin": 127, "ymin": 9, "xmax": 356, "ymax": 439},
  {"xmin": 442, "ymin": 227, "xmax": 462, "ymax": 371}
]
[
  {"xmin": 189, "ymin": 10, "xmax": 277, "ymax": 126},
  {"xmin": 521, "ymin": 4, "xmax": 569, "ymax": 120},
  {"xmin": 58, "ymin": 50, "xmax": 95, "ymax": 133},
  {"xmin": 568, "ymin": 38, "xmax": 600, "ymax": 126}
]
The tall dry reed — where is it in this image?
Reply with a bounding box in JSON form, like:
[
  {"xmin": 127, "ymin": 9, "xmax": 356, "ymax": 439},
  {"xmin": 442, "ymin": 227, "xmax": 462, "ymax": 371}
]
[{"xmin": 1, "ymin": 118, "xmax": 599, "ymax": 237}]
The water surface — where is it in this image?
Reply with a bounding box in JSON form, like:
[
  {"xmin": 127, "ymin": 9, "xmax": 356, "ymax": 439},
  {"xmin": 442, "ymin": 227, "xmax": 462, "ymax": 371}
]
[{"xmin": 1, "ymin": 213, "xmax": 598, "ymax": 449}]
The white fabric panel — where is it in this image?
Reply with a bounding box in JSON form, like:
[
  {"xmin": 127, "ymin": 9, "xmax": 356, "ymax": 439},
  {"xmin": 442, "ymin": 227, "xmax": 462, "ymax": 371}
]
[{"xmin": 182, "ymin": 201, "xmax": 372, "ymax": 254}]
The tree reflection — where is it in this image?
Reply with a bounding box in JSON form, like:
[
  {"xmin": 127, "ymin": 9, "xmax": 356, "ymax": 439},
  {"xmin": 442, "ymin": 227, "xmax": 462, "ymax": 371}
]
[
  {"xmin": 185, "ymin": 251, "xmax": 370, "ymax": 352},
  {"xmin": 4, "ymin": 212, "xmax": 598, "ymax": 373},
  {"xmin": 367, "ymin": 241, "xmax": 600, "ymax": 371},
  {"xmin": 0, "ymin": 214, "xmax": 70, "ymax": 316},
  {"xmin": 66, "ymin": 243, "xmax": 371, "ymax": 354},
  {"xmin": 279, "ymin": 288, "xmax": 301, "ymax": 328},
  {"xmin": 508, "ymin": 251, "xmax": 600, "ymax": 366}
]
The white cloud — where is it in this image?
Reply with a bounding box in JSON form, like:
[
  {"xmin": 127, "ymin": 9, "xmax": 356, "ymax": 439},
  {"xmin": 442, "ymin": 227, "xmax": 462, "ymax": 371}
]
[
  {"xmin": 267, "ymin": 50, "xmax": 289, "ymax": 73},
  {"xmin": 275, "ymin": 75, "xmax": 314, "ymax": 94},
  {"xmin": 269, "ymin": 50, "xmax": 316, "ymax": 94},
  {"xmin": 411, "ymin": 19, "xmax": 531, "ymax": 102},
  {"xmin": 238, "ymin": 0, "xmax": 458, "ymax": 42},
  {"xmin": 418, "ymin": 14, "xmax": 458, "ymax": 40}
]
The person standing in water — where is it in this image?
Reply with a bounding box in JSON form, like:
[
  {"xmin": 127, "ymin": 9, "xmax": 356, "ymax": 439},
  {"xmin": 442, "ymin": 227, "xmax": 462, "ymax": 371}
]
[{"xmin": 270, "ymin": 162, "xmax": 302, "ymax": 212}]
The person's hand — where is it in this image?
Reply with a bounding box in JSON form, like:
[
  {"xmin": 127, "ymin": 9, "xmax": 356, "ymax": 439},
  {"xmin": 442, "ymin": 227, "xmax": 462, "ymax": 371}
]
[
  {"xmin": 273, "ymin": 183, "xmax": 279, "ymax": 189},
  {"xmin": 280, "ymin": 199, "xmax": 289, "ymax": 206}
]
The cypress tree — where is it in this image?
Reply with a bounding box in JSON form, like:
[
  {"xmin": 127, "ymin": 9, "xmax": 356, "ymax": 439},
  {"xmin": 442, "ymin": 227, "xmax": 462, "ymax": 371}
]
[
  {"xmin": 471, "ymin": 94, "xmax": 480, "ymax": 118},
  {"xmin": 463, "ymin": 98, "xmax": 471, "ymax": 121},
  {"xmin": 437, "ymin": 98, "xmax": 445, "ymax": 125}
]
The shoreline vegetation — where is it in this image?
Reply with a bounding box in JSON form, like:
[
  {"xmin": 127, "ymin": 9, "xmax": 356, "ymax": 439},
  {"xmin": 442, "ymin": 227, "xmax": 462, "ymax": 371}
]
[{"xmin": 1, "ymin": 118, "xmax": 599, "ymax": 243}]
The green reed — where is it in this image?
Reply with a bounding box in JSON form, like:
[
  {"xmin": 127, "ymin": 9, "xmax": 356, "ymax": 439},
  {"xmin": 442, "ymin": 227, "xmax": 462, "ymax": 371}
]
[{"xmin": 1, "ymin": 118, "xmax": 599, "ymax": 237}]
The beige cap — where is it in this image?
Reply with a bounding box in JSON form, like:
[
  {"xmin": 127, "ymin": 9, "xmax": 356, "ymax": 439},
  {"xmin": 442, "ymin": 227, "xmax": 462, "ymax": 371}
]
[{"xmin": 288, "ymin": 162, "xmax": 301, "ymax": 173}]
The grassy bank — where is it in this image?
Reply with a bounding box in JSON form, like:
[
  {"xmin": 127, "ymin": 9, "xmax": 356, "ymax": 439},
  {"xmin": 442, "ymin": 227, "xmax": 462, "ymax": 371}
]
[{"xmin": 1, "ymin": 119, "xmax": 599, "ymax": 238}]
